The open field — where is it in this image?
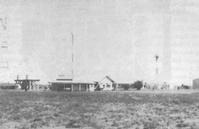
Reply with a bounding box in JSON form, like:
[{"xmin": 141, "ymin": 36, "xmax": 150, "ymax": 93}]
[{"xmin": 1, "ymin": 90, "xmax": 199, "ymax": 129}]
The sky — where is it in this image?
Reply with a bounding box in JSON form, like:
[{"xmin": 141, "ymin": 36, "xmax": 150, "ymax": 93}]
[{"xmin": 0, "ymin": 0, "xmax": 199, "ymax": 86}]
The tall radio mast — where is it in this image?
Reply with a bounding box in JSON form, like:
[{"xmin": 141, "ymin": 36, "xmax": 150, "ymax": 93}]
[{"xmin": 71, "ymin": 32, "xmax": 74, "ymax": 81}]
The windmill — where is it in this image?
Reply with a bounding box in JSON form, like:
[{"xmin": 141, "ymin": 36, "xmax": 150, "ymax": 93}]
[
  {"xmin": 154, "ymin": 54, "xmax": 159, "ymax": 75},
  {"xmin": 154, "ymin": 54, "xmax": 161, "ymax": 87},
  {"xmin": 0, "ymin": 17, "xmax": 9, "ymax": 82},
  {"xmin": 0, "ymin": 17, "xmax": 8, "ymax": 69},
  {"xmin": 0, "ymin": 18, "xmax": 8, "ymax": 68}
]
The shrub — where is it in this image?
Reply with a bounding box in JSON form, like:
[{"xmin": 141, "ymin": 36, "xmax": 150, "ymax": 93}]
[
  {"xmin": 181, "ymin": 84, "xmax": 191, "ymax": 89},
  {"xmin": 133, "ymin": 81, "xmax": 143, "ymax": 90},
  {"xmin": 123, "ymin": 84, "xmax": 130, "ymax": 90}
]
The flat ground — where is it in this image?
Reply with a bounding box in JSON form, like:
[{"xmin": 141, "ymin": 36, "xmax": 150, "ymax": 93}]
[{"xmin": 0, "ymin": 90, "xmax": 199, "ymax": 129}]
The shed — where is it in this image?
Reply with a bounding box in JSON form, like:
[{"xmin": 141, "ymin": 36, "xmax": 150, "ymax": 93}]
[{"xmin": 116, "ymin": 83, "xmax": 133, "ymax": 90}]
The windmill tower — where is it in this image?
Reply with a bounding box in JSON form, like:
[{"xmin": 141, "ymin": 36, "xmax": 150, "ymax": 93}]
[
  {"xmin": 0, "ymin": 17, "xmax": 9, "ymax": 82},
  {"xmin": 71, "ymin": 32, "xmax": 74, "ymax": 81},
  {"xmin": 154, "ymin": 54, "xmax": 160, "ymax": 85},
  {"xmin": 155, "ymin": 54, "xmax": 159, "ymax": 75}
]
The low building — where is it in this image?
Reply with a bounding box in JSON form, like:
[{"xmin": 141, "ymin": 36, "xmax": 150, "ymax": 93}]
[
  {"xmin": 116, "ymin": 83, "xmax": 133, "ymax": 90},
  {"xmin": 49, "ymin": 81, "xmax": 94, "ymax": 92},
  {"xmin": 0, "ymin": 83, "xmax": 19, "ymax": 90}
]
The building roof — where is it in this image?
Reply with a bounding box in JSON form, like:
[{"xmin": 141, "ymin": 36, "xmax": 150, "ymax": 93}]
[
  {"xmin": 193, "ymin": 78, "xmax": 199, "ymax": 81},
  {"xmin": 56, "ymin": 79, "xmax": 73, "ymax": 81},
  {"xmin": 104, "ymin": 76, "xmax": 115, "ymax": 83},
  {"xmin": 15, "ymin": 79, "xmax": 40, "ymax": 81},
  {"xmin": 117, "ymin": 83, "xmax": 133, "ymax": 85},
  {"xmin": 50, "ymin": 81, "xmax": 94, "ymax": 84}
]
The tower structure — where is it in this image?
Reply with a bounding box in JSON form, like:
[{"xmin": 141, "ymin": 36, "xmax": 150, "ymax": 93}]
[
  {"xmin": 155, "ymin": 54, "xmax": 159, "ymax": 75},
  {"xmin": 71, "ymin": 32, "xmax": 74, "ymax": 81},
  {"xmin": 0, "ymin": 17, "xmax": 8, "ymax": 69},
  {"xmin": 0, "ymin": 16, "xmax": 9, "ymax": 82},
  {"xmin": 56, "ymin": 33, "xmax": 74, "ymax": 81},
  {"xmin": 154, "ymin": 54, "xmax": 160, "ymax": 86}
]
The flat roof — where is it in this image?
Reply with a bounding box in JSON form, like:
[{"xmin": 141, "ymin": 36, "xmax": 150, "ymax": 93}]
[{"xmin": 56, "ymin": 79, "xmax": 73, "ymax": 81}]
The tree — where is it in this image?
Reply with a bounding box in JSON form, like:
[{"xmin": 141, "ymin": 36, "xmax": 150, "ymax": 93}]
[
  {"xmin": 133, "ymin": 81, "xmax": 143, "ymax": 90},
  {"xmin": 123, "ymin": 84, "xmax": 130, "ymax": 90}
]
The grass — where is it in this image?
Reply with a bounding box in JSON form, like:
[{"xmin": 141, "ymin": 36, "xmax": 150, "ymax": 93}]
[{"xmin": 0, "ymin": 90, "xmax": 199, "ymax": 129}]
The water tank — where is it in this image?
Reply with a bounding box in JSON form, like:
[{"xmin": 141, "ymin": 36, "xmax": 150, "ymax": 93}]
[{"xmin": 193, "ymin": 78, "xmax": 199, "ymax": 89}]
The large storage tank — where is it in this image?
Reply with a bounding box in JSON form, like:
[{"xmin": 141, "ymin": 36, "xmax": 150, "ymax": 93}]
[{"xmin": 193, "ymin": 78, "xmax": 199, "ymax": 89}]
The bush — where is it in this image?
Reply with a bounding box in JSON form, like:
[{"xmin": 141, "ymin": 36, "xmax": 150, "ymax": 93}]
[
  {"xmin": 181, "ymin": 84, "xmax": 191, "ymax": 89},
  {"xmin": 133, "ymin": 81, "xmax": 143, "ymax": 90},
  {"xmin": 177, "ymin": 84, "xmax": 191, "ymax": 90},
  {"xmin": 123, "ymin": 84, "xmax": 130, "ymax": 90}
]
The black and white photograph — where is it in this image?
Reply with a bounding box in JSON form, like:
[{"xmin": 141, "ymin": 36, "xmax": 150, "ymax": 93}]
[{"xmin": 0, "ymin": 0, "xmax": 199, "ymax": 128}]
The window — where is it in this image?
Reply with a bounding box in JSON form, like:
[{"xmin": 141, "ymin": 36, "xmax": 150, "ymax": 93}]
[{"xmin": 106, "ymin": 84, "xmax": 110, "ymax": 88}]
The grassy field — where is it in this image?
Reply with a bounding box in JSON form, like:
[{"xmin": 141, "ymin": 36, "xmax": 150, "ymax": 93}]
[{"xmin": 0, "ymin": 90, "xmax": 199, "ymax": 129}]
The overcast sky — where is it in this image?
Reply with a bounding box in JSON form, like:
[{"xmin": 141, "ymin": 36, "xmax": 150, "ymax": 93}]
[{"xmin": 0, "ymin": 0, "xmax": 199, "ymax": 85}]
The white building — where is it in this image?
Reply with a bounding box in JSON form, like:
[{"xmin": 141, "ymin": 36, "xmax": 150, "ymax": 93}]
[{"xmin": 97, "ymin": 76, "xmax": 115, "ymax": 91}]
